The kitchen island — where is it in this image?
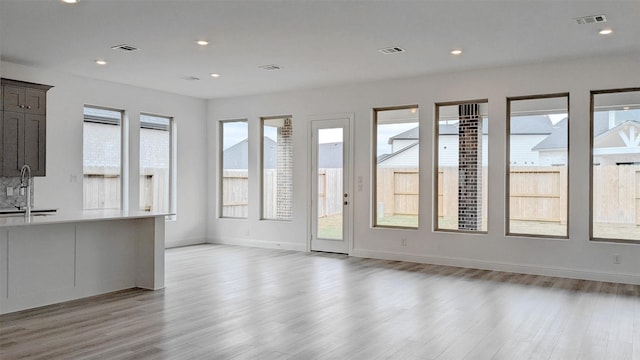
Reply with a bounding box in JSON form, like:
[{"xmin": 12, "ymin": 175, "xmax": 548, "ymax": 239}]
[{"xmin": 0, "ymin": 210, "xmax": 168, "ymax": 314}]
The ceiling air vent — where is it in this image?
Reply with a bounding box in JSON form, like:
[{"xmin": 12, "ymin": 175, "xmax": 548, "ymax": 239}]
[
  {"xmin": 182, "ymin": 76, "xmax": 200, "ymax": 81},
  {"xmin": 111, "ymin": 44, "xmax": 140, "ymax": 52},
  {"xmin": 258, "ymin": 64, "xmax": 282, "ymax": 71},
  {"xmin": 574, "ymin": 14, "xmax": 607, "ymax": 24},
  {"xmin": 377, "ymin": 46, "xmax": 405, "ymax": 55}
]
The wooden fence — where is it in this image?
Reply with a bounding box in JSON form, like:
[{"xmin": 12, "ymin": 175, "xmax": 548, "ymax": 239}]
[
  {"xmin": 83, "ymin": 168, "xmax": 169, "ymax": 211},
  {"xmin": 593, "ymin": 164, "xmax": 640, "ymax": 225},
  {"xmin": 221, "ymin": 169, "xmax": 343, "ymax": 218},
  {"xmin": 317, "ymin": 169, "xmax": 343, "ymax": 217},
  {"xmin": 218, "ymin": 165, "xmax": 640, "ymax": 226},
  {"xmin": 509, "ymin": 166, "xmax": 567, "ymax": 224},
  {"xmin": 222, "ymin": 170, "xmax": 249, "ymax": 217}
]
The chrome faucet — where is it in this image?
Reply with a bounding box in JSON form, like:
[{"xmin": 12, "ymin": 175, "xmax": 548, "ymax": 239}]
[{"xmin": 20, "ymin": 164, "xmax": 32, "ymax": 218}]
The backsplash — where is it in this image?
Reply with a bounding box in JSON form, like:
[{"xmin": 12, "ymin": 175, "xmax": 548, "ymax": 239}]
[{"xmin": 0, "ymin": 177, "xmax": 35, "ymax": 209}]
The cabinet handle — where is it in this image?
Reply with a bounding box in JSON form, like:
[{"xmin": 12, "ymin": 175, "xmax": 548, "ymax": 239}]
[
  {"xmin": 26, "ymin": 106, "xmax": 32, "ymax": 109},
  {"xmin": 19, "ymin": 104, "xmax": 25, "ymax": 108}
]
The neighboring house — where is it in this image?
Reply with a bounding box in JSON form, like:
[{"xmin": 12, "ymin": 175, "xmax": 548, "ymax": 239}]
[
  {"xmin": 223, "ymin": 138, "xmax": 342, "ymax": 169},
  {"xmin": 223, "ymin": 137, "xmax": 276, "ymax": 169},
  {"xmin": 531, "ymin": 118, "xmax": 569, "ymax": 166},
  {"xmin": 534, "ymin": 109, "xmax": 640, "ymax": 166},
  {"xmin": 378, "ymin": 115, "xmax": 553, "ymax": 167}
]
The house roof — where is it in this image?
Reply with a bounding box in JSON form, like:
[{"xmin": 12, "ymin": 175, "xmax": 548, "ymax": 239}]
[
  {"xmin": 377, "ymin": 141, "xmax": 419, "ymax": 163},
  {"xmin": 594, "ymin": 120, "xmax": 640, "ymax": 148},
  {"xmin": 510, "ymin": 115, "xmax": 554, "ymax": 134},
  {"xmin": 389, "ymin": 127, "xmax": 419, "ymax": 143},
  {"xmin": 532, "ymin": 118, "xmax": 568, "ymax": 151},
  {"xmin": 224, "ymin": 137, "xmax": 277, "ymax": 169},
  {"xmin": 533, "ymin": 114, "xmax": 640, "ymax": 151}
]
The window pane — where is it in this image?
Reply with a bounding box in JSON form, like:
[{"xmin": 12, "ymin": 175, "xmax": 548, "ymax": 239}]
[
  {"xmin": 221, "ymin": 120, "xmax": 249, "ymax": 218},
  {"xmin": 508, "ymin": 96, "xmax": 568, "ymax": 237},
  {"xmin": 262, "ymin": 117, "xmax": 293, "ymax": 220},
  {"xmin": 592, "ymin": 89, "xmax": 640, "ymax": 241},
  {"xmin": 140, "ymin": 114, "xmax": 171, "ymax": 213},
  {"xmin": 83, "ymin": 106, "xmax": 122, "ymax": 210},
  {"xmin": 317, "ymin": 128, "xmax": 343, "ymax": 239},
  {"xmin": 375, "ymin": 107, "xmax": 419, "ymax": 228},
  {"xmin": 436, "ymin": 102, "xmax": 488, "ymax": 232}
]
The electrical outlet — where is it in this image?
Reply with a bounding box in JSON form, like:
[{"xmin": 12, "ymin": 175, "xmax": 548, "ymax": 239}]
[
  {"xmin": 401, "ymin": 238, "xmax": 407, "ymax": 246},
  {"xmin": 6, "ymin": 186, "xmax": 13, "ymax": 196},
  {"xmin": 613, "ymin": 254, "xmax": 621, "ymax": 264}
]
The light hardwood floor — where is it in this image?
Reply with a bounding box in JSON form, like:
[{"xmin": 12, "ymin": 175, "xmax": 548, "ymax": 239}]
[{"xmin": 1, "ymin": 244, "xmax": 639, "ymax": 359}]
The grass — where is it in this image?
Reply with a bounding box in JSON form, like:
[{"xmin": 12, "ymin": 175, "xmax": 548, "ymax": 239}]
[
  {"xmin": 376, "ymin": 215, "xmax": 419, "ymax": 228},
  {"xmin": 317, "ymin": 214, "xmax": 343, "ymax": 240}
]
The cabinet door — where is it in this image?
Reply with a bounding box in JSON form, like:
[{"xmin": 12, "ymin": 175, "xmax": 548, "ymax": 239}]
[
  {"xmin": 24, "ymin": 88, "xmax": 46, "ymax": 115},
  {"xmin": 0, "ymin": 86, "xmax": 3, "ymax": 111},
  {"xmin": 2, "ymin": 111, "xmax": 23, "ymax": 177},
  {"xmin": 24, "ymin": 114, "xmax": 46, "ymax": 176},
  {"xmin": 3, "ymin": 86, "xmax": 24, "ymax": 113}
]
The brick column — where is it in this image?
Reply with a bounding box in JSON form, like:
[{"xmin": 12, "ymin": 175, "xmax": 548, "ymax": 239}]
[
  {"xmin": 458, "ymin": 104, "xmax": 482, "ymax": 231},
  {"xmin": 276, "ymin": 118, "xmax": 293, "ymax": 219}
]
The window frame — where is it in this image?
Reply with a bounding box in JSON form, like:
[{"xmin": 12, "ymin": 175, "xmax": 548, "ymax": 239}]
[
  {"xmin": 82, "ymin": 104, "xmax": 126, "ymax": 210},
  {"xmin": 139, "ymin": 112, "xmax": 175, "ymax": 217},
  {"xmin": 505, "ymin": 93, "xmax": 570, "ymax": 239},
  {"xmin": 219, "ymin": 119, "xmax": 249, "ymax": 219},
  {"xmin": 372, "ymin": 105, "xmax": 420, "ymax": 229},
  {"xmin": 434, "ymin": 99, "xmax": 489, "ymax": 234},
  {"xmin": 590, "ymin": 87, "xmax": 640, "ymax": 244},
  {"xmin": 260, "ymin": 115, "xmax": 293, "ymax": 221}
]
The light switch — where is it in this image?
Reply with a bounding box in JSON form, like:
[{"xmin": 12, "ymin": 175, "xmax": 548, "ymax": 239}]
[{"xmin": 6, "ymin": 186, "xmax": 13, "ymax": 196}]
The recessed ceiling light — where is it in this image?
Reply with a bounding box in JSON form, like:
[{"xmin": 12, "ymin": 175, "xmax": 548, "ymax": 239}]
[
  {"xmin": 95, "ymin": 59, "xmax": 107, "ymax": 65},
  {"xmin": 61, "ymin": 0, "xmax": 78, "ymax": 3},
  {"xmin": 196, "ymin": 40, "xmax": 209, "ymax": 46},
  {"xmin": 451, "ymin": 49, "xmax": 463, "ymax": 55},
  {"xmin": 599, "ymin": 28, "xmax": 613, "ymax": 35},
  {"xmin": 210, "ymin": 73, "xmax": 220, "ymax": 78}
]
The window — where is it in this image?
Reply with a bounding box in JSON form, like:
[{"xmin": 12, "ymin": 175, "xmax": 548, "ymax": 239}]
[
  {"xmin": 139, "ymin": 114, "xmax": 172, "ymax": 213},
  {"xmin": 435, "ymin": 101, "xmax": 488, "ymax": 232},
  {"xmin": 507, "ymin": 94, "xmax": 569, "ymax": 237},
  {"xmin": 261, "ymin": 116, "xmax": 293, "ymax": 220},
  {"xmin": 373, "ymin": 106, "xmax": 419, "ymax": 228},
  {"xmin": 220, "ymin": 120, "xmax": 249, "ymax": 218},
  {"xmin": 591, "ymin": 88, "xmax": 640, "ymax": 242},
  {"xmin": 83, "ymin": 106, "xmax": 123, "ymax": 210}
]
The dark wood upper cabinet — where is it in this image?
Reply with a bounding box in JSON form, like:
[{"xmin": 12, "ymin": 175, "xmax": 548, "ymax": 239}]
[{"xmin": 0, "ymin": 78, "xmax": 53, "ymax": 177}]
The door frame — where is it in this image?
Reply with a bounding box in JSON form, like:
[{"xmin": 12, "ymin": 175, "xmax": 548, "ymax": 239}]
[{"xmin": 308, "ymin": 113, "xmax": 354, "ymax": 255}]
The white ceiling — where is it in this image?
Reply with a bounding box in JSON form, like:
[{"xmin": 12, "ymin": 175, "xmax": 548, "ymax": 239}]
[{"xmin": 1, "ymin": 0, "xmax": 639, "ymax": 100}]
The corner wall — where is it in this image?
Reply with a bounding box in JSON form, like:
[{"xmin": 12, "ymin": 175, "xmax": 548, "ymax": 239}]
[
  {"xmin": 207, "ymin": 52, "xmax": 640, "ymax": 284},
  {"xmin": 1, "ymin": 62, "xmax": 208, "ymax": 248}
]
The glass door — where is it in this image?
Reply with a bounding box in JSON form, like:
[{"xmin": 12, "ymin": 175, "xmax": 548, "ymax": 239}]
[{"xmin": 310, "ymin": 117, "xmax": 351, "ymax": 253}]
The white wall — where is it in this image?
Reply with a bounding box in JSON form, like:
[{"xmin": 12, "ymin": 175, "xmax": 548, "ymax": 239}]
[
  {"xmin": 1, "ymin": 62, "xmax": 208, "ymax": 248},
  {"xmin": 207, "ymin": 52, "xmax": 640, "ymax": 285}
]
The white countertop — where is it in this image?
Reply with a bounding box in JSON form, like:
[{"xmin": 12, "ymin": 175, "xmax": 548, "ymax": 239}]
[{"xmin": 0, "ymin": 210, "xmax": 172, "ymax": 227}]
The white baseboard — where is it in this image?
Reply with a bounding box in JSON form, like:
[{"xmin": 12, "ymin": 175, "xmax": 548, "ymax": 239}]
[
  {"xmin": 208, "ymin": 237, "xmax": 306, "ymax": 252},
  {"xmin": 351, "ymin": 248, "xmax": 640, "ymax": 285},
  {"xmin": 197, "ymin": 240, "xmax": 639, "ymax": 285}
]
